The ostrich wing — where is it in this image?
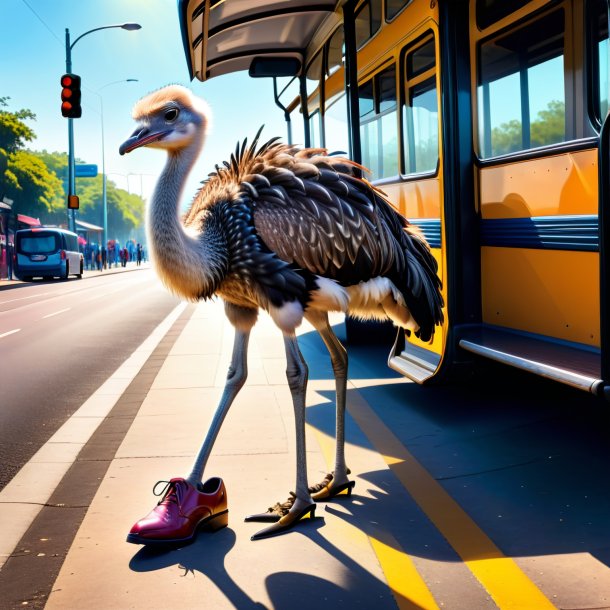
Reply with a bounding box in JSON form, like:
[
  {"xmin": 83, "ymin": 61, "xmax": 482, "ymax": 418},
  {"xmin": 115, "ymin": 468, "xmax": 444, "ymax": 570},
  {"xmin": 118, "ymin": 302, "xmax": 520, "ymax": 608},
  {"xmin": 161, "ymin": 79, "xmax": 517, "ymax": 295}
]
[
  {"xmin": 245, "ymin": 150, "xmax": 444, "ymax": 340},
  {"xmin": 246, "ymin": 159, "xmax": 404, "ymax": 286}
]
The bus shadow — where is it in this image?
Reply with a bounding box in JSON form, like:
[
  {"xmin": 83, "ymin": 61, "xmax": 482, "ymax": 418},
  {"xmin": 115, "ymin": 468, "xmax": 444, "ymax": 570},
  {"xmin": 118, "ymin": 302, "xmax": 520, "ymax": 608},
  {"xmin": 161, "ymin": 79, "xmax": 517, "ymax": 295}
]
[{"xmin": 297, "ymin": 324, "xmax": 610, "ymax": 569}]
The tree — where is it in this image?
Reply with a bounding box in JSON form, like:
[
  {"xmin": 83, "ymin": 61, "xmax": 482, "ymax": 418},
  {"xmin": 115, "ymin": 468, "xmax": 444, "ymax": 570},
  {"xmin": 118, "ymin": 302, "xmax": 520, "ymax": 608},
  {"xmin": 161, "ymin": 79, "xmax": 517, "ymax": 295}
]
[
  {"xmin": 0, "ymin": 98, "xmax": 64, "ymax": 220},
  {"xmin": 76, "ymin": 175, "xmax": 145, "ymax": 243},
  {"xmin": 490, "ymin": 100, "xmax": 565, "ymax": 156}
]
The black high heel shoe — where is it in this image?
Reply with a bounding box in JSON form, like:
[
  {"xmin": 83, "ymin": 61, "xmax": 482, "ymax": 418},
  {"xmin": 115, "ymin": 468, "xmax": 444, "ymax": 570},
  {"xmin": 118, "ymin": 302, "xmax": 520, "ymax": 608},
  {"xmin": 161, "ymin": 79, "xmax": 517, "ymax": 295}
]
[{"xmin": 250, "ymin": 500, "xmax": 317, "ymax": 540}]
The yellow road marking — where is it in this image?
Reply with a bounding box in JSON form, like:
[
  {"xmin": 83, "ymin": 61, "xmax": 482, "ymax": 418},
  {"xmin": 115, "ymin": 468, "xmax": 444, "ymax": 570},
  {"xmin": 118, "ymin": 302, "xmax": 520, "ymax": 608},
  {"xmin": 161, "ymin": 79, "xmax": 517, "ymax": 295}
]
[
  {"xmin": 310, "ymin": 424, "xmax": 440, "ymax": 610},
  {"xmin": 345, "ymin": 388, "xmax": 557, "ymax": 610}
]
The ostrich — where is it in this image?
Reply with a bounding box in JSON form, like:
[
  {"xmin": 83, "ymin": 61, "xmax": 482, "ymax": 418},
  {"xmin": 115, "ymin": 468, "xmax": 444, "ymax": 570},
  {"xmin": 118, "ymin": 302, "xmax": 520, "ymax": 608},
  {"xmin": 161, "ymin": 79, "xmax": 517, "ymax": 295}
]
[{"xmin": 120, "ymin": 85, "xmax": 443, "ymax": 541}]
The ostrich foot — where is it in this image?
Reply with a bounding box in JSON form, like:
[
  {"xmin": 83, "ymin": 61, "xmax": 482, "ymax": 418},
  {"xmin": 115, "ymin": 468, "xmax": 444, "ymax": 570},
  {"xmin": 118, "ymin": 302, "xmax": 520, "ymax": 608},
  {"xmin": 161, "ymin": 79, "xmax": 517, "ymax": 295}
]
[
  {"xmin": 245, "ymin": 468, "xmax": 355, "ymax": 524},
  {"xmin": 310, "ymin": 469, "xmax": 355, "ymax": 501},
  {"xmin": 250, "ymin": 496, "xmax": 317, "ymax": 541},
  {"xmin": 244, "ymin": 492, "xmax": 297, "ymax": 523}
]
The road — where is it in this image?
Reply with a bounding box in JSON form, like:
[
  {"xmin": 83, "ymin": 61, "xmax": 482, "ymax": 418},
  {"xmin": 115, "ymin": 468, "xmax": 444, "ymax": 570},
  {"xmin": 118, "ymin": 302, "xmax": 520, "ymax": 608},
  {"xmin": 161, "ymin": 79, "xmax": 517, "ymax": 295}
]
[{"xmin": 0, "ymin": 268, "xmax": 180, "ymax": 491}]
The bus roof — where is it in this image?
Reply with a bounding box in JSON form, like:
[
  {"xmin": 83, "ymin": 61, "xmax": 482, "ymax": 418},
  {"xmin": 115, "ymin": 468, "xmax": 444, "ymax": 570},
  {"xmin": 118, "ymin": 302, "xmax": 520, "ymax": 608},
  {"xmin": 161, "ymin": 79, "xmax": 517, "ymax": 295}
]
[{"xmin": 178, "ymin": 0, "xmax": 341, "ymax": 82}]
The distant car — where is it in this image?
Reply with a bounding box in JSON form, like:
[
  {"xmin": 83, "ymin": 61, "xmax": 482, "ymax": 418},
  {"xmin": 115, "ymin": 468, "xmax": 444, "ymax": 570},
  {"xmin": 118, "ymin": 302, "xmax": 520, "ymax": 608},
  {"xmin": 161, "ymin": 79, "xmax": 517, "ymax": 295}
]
[{"xmin": 14, "ymin": 227, "xmax": 84, "ymax": 281}]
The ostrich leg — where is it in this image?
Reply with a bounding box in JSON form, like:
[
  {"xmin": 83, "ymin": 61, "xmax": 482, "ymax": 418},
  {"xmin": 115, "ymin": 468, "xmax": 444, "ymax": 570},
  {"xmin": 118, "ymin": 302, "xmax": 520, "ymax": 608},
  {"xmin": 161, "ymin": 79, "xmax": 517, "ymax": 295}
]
[
  {"xmin": 308, "ymin": 314, "xmax": 354, "ymax": 499},
  {"xmin": 251, "ymin": 333, "xmax": 316, "ymax": 540},
  {"xmin": 186, "ymin": 328, "xmax": 250, "ymax": 486}
]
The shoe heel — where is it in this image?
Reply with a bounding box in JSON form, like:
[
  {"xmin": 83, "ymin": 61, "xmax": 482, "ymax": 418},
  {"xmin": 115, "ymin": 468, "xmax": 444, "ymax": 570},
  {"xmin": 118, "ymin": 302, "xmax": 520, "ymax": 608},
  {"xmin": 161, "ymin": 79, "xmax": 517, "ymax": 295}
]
[
  {"xmin": 205, "ymin": 509, "xmax": 229, "ymax": 532},
  {"xmin": 341, "ymin": 481, "xmax": 356, "ymax": 497}
]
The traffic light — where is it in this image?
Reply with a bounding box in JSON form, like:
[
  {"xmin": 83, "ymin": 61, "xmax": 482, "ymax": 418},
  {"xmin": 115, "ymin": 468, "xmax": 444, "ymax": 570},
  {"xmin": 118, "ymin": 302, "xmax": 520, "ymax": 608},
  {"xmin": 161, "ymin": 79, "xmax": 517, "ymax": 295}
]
[
  {"xmin": 60, "ymin": 73, "xmax": 82, "ymax": 118},
  {"xmin": 67, "ymin": 195, "xmax": 79, "ymax": 210}
]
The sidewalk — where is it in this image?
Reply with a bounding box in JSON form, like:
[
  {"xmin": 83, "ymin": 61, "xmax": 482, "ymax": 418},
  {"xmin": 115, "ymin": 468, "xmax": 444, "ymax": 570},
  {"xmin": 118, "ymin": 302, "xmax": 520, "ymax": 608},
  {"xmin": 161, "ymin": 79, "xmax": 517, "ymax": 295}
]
[
  {"xmin": 3, "ymin": 289, "xmax": 609, "ymax": 608},
  {"xmin": 20, "ymin": 300, "xmax": 418, "ymax": 609},
  {"xmin": 44, "ymin": 302, "xmax": 408, "ymax": 609}
]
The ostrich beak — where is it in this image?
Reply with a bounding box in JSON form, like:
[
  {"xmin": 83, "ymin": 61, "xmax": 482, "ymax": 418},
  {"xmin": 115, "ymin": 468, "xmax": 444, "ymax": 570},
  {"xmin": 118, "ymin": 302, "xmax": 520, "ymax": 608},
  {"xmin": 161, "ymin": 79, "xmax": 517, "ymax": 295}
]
[{"xmin": 119, "ymin": 126, "xmax": 172, "ymax": 155}]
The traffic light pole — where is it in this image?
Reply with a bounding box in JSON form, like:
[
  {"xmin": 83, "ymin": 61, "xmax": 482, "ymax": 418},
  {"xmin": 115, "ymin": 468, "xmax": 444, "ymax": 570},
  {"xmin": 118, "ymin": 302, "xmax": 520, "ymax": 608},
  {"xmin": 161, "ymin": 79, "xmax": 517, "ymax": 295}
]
[
  {"xmin": 65, "ymin": 28, "xmax": 76, "ymax": 233},
  {"xmin": 62, "ymin": 23, "xmax": 141, "ymax": 236}
]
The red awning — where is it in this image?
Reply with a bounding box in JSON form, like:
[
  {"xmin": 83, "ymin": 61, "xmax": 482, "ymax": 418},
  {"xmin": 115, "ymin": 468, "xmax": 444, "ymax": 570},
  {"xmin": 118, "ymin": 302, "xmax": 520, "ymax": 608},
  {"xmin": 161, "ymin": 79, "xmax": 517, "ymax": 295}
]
[{"xmin": 17, "ymin": 213, "xmax": 42, "ymax": 227}]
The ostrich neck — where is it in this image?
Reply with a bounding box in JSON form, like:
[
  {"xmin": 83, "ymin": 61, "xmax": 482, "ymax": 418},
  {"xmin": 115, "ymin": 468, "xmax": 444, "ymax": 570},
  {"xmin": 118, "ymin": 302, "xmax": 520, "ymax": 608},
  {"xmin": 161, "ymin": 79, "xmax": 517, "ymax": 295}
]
[
  {"xmin": 147, "ymin": 145, "xmax": 218, "ymax": 299},
  {"xmin": 149, "ymin": 148, "xmax": 195, "ymax": 247}
]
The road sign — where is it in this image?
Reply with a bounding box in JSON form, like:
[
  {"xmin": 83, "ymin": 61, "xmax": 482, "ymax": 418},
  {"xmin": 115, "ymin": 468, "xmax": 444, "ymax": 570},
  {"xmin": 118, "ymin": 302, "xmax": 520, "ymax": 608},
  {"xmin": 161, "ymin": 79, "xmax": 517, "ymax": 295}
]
[{"xmin": 75, "ymin": 164, "xmax": 98, "ymax": 178}]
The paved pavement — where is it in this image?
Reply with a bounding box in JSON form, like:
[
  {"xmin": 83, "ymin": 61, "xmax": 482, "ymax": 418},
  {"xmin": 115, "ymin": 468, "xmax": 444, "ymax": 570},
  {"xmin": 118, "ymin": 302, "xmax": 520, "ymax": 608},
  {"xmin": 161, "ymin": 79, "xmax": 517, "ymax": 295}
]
[
  {"xmin": 1, "ymin": 277, "xmax": 610, "ymax": 609},
  {"xmin": 1, "ymin": 293, "xmax": 425, "ymax": 609}
]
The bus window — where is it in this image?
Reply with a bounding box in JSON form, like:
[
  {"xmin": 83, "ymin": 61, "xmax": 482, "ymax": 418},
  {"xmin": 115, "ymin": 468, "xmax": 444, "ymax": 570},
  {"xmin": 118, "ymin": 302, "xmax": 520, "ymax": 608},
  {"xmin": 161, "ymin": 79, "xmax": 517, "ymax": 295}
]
[
  {"xmin": 403, "ymin": 36, "xmax": 439, "ymax": 175},
  {"xmin": 386, "ymin": 0, "xmax": 410, "ymax": 22},
  {"xmin": 591, "ymin": 0, "xmax": 609, "ymax": 124},
  {"xmin": 325, "ymin": 93, "xmax": 349, "ymax": 155},
  {"xmin": 290, "ymin": 104, "xmax": 305, "ymax": 146},
  {"xmin": 407, "ymin": 37, "xmax": 435, "ymax": 79},
  {"xmin": 359, "ymin": 66, "xmax": 399, "ymax": 180},
  {"xmin": 306, "ymin": 51, "xmax": 323, "ymax": 98},
  {"xmin": 355, "ymin": 0, "xmax": 382, "ymax": 49},
  {"xmin": 327, "ymin": 26, "xmax": 344, "ymax": 76},
  {"xmin": 309, "ymin": 109, "xmax": 322, "ymax": 147},
  {"xmin": 478, "ymin": 8, "xmax": 566, "ymax": 158}
]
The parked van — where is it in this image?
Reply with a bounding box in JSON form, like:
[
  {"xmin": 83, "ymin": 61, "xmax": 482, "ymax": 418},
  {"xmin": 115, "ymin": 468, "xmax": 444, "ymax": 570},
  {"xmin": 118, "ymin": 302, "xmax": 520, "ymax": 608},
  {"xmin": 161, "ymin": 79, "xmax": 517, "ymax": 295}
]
[{"xmin": 14, "ymin": 228, "xmax": 83, "ymax": 281}]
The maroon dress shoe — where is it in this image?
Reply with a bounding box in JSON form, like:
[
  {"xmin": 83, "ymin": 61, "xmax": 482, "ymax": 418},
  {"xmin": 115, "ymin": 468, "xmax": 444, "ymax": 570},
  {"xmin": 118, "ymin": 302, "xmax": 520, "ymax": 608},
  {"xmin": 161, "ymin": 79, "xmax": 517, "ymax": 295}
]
[{"xmin": 127, "ymin": 476, "xmax": 228, "ymax": 545}]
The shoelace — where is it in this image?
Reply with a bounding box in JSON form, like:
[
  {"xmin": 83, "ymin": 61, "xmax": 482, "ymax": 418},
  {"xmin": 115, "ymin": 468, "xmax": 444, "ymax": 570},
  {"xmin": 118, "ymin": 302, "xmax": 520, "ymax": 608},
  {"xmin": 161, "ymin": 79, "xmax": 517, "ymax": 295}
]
[{"xmin": 153, "ymin": 479, "xmax": 185, "ymax": 507}]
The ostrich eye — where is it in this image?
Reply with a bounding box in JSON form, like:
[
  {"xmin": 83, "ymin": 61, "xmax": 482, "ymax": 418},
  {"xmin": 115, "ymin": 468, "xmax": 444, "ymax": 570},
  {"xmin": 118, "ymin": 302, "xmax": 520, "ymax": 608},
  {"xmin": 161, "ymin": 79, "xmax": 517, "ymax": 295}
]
[{"xmin": 164, "ymin": 108, "xmax": 179, "ymax": 122}]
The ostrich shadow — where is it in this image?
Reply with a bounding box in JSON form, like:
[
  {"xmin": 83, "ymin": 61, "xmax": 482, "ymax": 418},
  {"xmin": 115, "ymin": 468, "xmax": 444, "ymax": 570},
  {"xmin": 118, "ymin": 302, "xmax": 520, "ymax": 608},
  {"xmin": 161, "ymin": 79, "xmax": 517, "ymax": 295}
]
[
  {"xmin": 128, "ymin": 512, "xmax": 426, "ymax": 608},
  {"xmin": 129, "ymin": 528, "xmax": 266, "ymax": 609}
]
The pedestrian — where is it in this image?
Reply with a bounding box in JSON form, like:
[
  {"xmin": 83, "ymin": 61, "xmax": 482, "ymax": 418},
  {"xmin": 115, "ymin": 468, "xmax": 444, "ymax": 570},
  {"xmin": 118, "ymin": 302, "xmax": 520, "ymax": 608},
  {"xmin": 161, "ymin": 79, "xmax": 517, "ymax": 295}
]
[
  {"xmin": 107, "ymin": 242, "xmax": 114, "ymax": 268},
  {"xmin": 101, "ymin": 246, "xmax": 107, "ymax": 270},
  {"xmin": 136, "ymin": 243, "xmax": 142, "ymax": 266}
]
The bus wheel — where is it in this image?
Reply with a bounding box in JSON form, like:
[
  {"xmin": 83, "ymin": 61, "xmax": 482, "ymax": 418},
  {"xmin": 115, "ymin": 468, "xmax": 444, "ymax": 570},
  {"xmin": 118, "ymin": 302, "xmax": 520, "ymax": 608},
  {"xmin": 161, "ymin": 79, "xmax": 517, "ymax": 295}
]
[{"xmin": 77, "ymin": 261, "xmax": 83, "ymax": 279}]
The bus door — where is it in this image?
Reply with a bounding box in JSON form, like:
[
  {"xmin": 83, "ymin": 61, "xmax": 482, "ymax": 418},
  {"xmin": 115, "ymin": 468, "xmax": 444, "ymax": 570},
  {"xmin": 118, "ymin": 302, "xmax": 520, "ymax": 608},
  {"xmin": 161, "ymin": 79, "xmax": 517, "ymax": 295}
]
[{"xmin": 460, "ymin": 0, "xmax": 608, "ymax": 393}]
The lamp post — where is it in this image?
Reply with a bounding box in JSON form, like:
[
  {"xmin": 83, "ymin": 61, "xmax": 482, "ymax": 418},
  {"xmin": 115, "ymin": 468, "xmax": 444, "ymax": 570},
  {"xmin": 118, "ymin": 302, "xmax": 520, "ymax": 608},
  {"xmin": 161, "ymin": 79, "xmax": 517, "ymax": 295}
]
[
  {"xmin": 64, "ymin": 22, "xmax": 141, "ymax": 232},
  {"xmin": 93, "ymin": 79, "xmax": 138, "ymax": 248}
]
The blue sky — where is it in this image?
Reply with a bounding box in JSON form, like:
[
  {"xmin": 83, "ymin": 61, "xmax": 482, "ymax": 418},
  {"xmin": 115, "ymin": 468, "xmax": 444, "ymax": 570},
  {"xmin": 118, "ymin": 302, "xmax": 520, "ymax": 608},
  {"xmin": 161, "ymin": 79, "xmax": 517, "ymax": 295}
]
[{"xmin": 1, "ymin": 0, "xmax": 288, "ymax": 204}]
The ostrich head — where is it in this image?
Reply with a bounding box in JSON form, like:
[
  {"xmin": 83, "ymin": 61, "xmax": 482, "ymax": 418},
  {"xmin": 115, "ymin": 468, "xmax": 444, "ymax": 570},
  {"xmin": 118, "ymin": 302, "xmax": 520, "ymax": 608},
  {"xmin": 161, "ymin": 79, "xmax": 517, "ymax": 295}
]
[{"xmin": 119, "ymin": 85, "xmax": 210, "ymax": 156}]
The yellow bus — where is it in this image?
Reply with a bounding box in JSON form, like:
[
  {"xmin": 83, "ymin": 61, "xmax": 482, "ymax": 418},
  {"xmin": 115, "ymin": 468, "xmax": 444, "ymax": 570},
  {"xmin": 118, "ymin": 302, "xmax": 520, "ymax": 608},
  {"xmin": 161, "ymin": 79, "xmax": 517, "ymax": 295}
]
[{"xmin": 178, "ymin": 0, "xmax": 610, "ymax": 398}]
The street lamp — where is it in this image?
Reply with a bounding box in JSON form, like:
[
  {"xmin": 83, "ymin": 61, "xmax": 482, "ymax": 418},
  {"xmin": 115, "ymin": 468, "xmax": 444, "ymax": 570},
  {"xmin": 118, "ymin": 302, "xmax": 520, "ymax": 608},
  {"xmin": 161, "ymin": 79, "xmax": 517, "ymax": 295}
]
[
  {"xmin": 64, "ymin": 22, "xmax": 142, "ymax": 232},
  {"xmin": 93, "ymin": 79, "xmax": 139, "ymax": 248}
]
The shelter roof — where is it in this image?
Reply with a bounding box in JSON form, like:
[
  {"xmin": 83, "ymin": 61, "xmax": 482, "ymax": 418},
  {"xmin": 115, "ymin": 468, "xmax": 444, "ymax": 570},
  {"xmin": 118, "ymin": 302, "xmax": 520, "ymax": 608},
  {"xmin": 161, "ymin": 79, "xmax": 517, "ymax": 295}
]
[
  {"xmin": 178, "ymin": 0, "xmax": 341, "ymax": 81},
  {"xmin": 75, "ymin": 219, "xmax": 103, "ymax": 232},
  {"xmin": 17, "ymin": 214, "xmax": 42, "ymax": 226}
]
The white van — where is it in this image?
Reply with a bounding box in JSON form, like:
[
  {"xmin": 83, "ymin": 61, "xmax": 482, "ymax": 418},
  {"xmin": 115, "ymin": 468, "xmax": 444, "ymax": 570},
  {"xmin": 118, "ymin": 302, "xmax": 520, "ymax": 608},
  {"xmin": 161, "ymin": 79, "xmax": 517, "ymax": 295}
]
[{"xmin": 14, "ymin": 228, "xmax": 84, "ymax": 281}]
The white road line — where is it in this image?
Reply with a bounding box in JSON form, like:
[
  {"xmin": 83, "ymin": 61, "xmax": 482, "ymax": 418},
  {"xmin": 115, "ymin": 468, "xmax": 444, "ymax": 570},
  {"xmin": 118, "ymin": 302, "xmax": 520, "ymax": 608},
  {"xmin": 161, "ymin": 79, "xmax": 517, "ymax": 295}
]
[
  {"xmin": 0, "ymin": 329, "xmax": 20, "ymax": 339},
  {"xmin": 0, "ymin": 301, "xmax": 187, "ymax": 570},
  {"xmin": 42, "ymin": 308, "xmax": 71, "ymax": 319},
  {"xmin": 1, "ymin": 292, "xmax": 53, "ymax": 305}
]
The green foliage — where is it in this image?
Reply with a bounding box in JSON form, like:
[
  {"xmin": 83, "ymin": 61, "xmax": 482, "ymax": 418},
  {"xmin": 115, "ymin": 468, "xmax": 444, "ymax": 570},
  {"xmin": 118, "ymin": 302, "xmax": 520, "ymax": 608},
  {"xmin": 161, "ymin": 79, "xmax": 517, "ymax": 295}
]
[
  {"xmin": 0, "ymin": 97, "xmax": 35, "ymax": 153},
  {"xmin": 0, "ymin": 98, "xmax": 65, "ymax": 221},
  {"xmin": 531, "ymin": 100, "xmax": 565, "ymax": 147},
  {"xmin": 490, "ymin": 100, "xmax": 565, "ymax": 156},
  {"xmin": 76, "ymin": 175, "xmax": 145, "ymax": 242},
  {"xmin": 6, "ymin": 150, "xmax": 64, "ymax": 220}
]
